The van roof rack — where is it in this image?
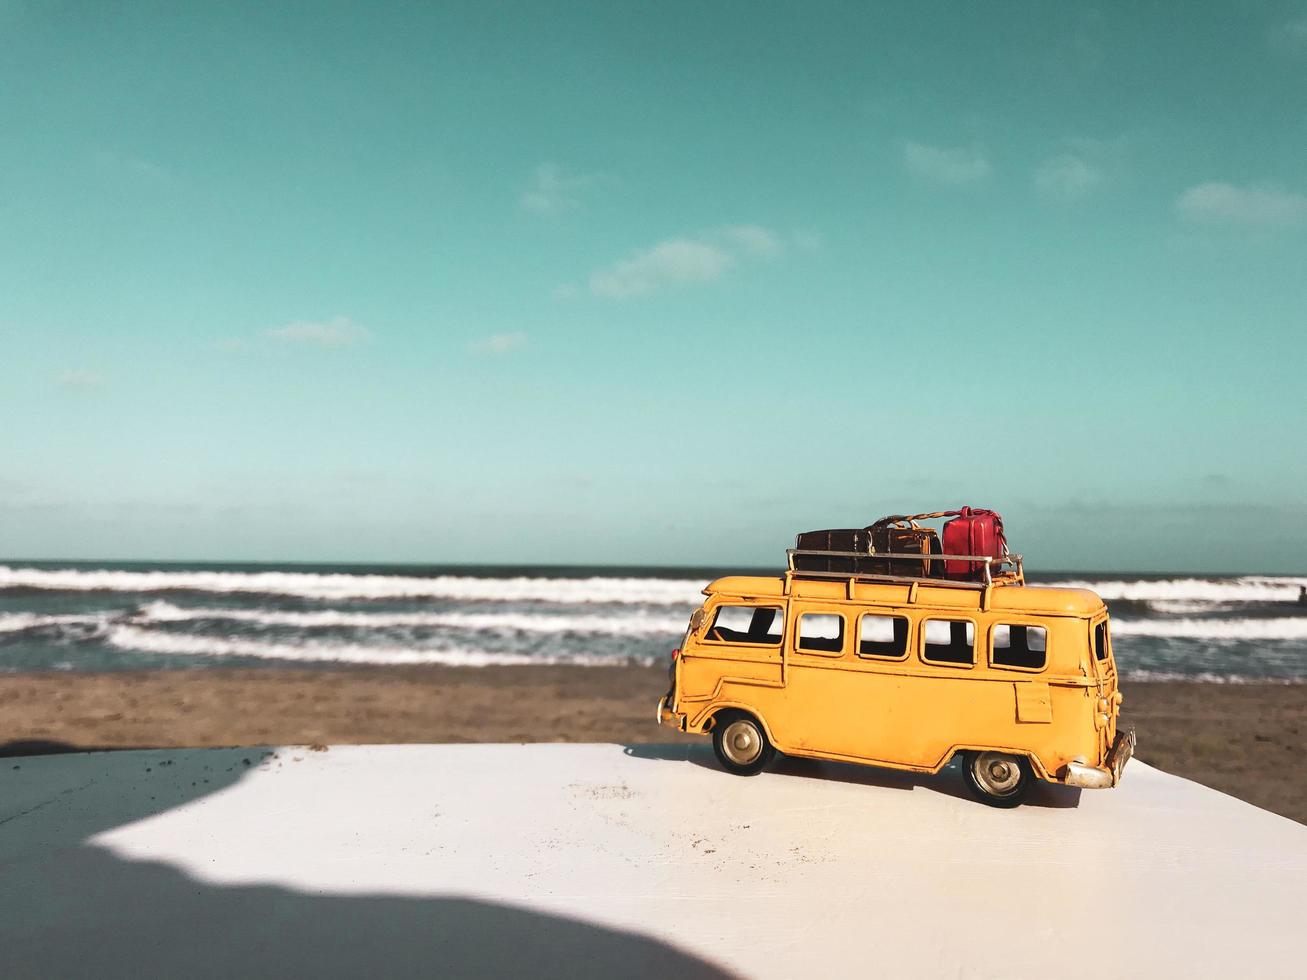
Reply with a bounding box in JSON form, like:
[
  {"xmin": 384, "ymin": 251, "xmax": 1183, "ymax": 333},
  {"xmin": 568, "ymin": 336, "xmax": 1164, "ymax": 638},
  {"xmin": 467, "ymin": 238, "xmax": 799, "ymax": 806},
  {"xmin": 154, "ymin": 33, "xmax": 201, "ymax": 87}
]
[{"xmin": 784, "ymin": 549, "xmax": 1025, "ymax": 592}]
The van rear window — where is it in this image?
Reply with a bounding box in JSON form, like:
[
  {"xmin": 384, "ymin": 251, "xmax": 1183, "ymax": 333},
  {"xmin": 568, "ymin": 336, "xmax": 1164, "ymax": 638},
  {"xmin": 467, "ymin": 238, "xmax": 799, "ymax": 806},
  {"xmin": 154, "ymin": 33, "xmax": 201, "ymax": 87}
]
[
  {"xmin": 992, "ymin": 624, "xmax": 1047, "ymax": 670},
  {"xmin": 706, "ymin": 605, "xmax": 784, "ymax": 645},
  {"xmin": 858, "ymin": 614, "xmax": 909, "ymax": 659},
  {"xmin": 922, "ymin": 619, "xmax": 974, "ymax": 666}
]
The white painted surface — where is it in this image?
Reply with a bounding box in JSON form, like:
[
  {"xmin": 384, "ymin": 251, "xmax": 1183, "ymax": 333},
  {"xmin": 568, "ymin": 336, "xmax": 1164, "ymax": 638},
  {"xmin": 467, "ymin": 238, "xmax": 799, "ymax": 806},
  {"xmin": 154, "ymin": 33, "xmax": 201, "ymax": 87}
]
[{"xmin": 1, "ymin": 743, "xmax": 1304, "ymax": 978}]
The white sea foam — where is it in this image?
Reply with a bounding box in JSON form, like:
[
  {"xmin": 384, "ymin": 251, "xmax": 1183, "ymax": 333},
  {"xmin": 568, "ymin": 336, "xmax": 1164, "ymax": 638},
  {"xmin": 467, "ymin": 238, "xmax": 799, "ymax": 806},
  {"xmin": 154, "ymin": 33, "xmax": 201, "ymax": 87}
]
[
  {"xmin": 134, "ymin": 601, "xmax": 688, "ymax": 636},
  {"xmin": 1054, "ymin": 576, "xmax": 1307, "ymax": 603},
  {"xmin": 1121, "ymin": 669, "xmax": 1305, "ymax": 684},
  {"xmin": 1146, "ymin": 600, "xmax": 1240, "ymax": 615},
  {"xmin": 0, "ymin": 612, "xmax": 109, "ymax": 634},
  {"xmin": 7, "ymin": 565, "xmax": 1304, "ymax": 606},
  {"xmin": 103, "ymin": 624, "xmax": 654, "ymax": 667},
  {"xmin": 0, "ymin": 566, "xmax": 708, "ymax": 605},
  {"xmin": 1110, "ymin": 617, "xmax": 1307, "ymax": 641}
]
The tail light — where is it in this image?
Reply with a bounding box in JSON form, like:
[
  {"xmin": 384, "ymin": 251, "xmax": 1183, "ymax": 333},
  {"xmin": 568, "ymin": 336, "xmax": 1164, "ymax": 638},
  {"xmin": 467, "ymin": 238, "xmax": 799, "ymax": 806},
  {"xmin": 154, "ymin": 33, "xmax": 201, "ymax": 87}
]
[{"xmin": 670, "ymin": 648, "xmax": 679, "ymax": 661}]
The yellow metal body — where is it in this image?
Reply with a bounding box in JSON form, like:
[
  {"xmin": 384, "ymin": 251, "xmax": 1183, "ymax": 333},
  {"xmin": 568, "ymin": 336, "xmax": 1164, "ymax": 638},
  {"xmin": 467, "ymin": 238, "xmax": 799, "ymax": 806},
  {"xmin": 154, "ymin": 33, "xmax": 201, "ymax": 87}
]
[{"xmin": 659, "ymin": 575, "xmax": 1125, "ymax": 786}]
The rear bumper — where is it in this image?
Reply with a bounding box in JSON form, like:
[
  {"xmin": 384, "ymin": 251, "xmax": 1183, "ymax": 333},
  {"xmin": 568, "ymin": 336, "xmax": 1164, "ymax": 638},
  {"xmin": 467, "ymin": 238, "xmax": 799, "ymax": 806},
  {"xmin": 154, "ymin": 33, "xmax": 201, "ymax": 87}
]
[
  {"xmin": 1064, "ymin": 728, "xmax": 1136, "ymax": 789},
  {"xmin": 656, "ymin": 696, "xmax": 687, "ymax": 732}
]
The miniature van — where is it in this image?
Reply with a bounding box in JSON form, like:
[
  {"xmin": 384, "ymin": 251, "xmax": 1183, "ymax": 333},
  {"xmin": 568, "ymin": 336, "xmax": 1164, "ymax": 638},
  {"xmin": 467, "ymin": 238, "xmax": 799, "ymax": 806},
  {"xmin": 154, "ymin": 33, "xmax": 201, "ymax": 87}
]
[{"xmin": 657, "ymin": 551, "xmax": 1134, "ymax": 807}]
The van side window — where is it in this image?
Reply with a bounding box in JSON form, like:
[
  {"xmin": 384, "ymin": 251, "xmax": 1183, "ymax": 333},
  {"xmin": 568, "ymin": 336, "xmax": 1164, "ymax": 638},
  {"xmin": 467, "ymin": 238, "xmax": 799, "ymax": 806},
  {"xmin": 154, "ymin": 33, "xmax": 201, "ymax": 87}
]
[
  {"xmin": 1094, "ymin": 622, "xmax": 1109, "ymax": 662},
  {"xmin": 858, "ymin": 614, "xmax": 909, "ymax": 659},
  {"xmin": 992, "ymin": 624, "xmax": 1047, "ymax": 670},
  {"xmin": 797, "ymin": 613, "xmax": 845, "ymax": 654},
  {"xmin": 706, "ymin": 605, "xmax": 784, "ymax": 645},
  {"xmin": 922, "ymin": 619, "xmax": 974, "ymax": 666}
]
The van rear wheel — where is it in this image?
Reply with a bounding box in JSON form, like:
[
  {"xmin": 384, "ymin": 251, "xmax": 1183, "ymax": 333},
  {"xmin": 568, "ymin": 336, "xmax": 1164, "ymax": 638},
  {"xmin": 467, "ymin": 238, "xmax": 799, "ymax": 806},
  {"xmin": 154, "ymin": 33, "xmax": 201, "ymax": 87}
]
[
  {"xmin": 962, "ymin": 751, "xmax": 1033, "ymax": 808},
  {"xmin": 711, "ymin": 711, "xmax": 774, "ymax": 776}
]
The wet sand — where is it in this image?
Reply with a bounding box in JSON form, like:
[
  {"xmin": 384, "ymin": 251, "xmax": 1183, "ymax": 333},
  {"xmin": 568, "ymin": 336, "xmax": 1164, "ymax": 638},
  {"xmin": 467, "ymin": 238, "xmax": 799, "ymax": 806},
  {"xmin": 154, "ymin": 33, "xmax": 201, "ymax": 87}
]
[
  {"xmin": 1117, "ymin": 682, "xmax": 1304, "ymax": 825},
  {"xmin": 0, "ymin": 667, "xmax": 1301, "ymax": 823}
]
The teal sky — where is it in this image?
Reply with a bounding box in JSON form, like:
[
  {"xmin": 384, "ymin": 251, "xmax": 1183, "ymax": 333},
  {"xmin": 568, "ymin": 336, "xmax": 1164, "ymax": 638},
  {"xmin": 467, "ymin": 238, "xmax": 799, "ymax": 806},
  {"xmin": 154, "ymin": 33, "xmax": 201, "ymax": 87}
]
[{"xmin": 2, "ymin": 2, "xmax": 1305, "ymax": 572}]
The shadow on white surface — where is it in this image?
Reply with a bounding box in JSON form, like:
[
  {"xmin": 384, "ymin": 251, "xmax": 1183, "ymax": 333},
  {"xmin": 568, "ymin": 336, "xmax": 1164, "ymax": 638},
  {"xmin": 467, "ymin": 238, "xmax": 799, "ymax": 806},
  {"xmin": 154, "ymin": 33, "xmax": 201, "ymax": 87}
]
[
  {"xmin": 0, "ymin": 744, "xmax": 734, "ymax": 980},
  {"xmin": 623, "ymin": 741, "xmax": 1084, "ymax": 809}
]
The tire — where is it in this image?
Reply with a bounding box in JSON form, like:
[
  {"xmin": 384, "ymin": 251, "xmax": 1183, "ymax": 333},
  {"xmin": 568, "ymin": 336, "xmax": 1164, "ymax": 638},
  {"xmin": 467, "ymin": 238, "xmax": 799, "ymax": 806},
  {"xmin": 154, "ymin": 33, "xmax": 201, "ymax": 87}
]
[
  {"xmin": 962, "ymin": 751, "xmax": 1033, "ymax": 808},
  {"xmin": 711, "ymin": 711, "xmax": 775, "ymax": 776}
]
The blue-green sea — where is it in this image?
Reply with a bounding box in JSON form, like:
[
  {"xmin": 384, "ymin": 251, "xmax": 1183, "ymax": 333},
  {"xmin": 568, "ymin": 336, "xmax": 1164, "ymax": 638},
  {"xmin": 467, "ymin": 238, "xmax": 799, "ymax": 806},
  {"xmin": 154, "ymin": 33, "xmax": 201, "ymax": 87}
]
[{"xmin": 1, "ymin": 561, "xmax": 1305, "ymax": 681}]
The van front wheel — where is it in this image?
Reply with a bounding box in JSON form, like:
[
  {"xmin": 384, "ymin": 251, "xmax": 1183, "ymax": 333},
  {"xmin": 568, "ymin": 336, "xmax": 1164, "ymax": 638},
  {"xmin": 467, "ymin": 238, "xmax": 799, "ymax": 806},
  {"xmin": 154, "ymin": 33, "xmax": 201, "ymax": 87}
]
[
  {"xmin": 712, "ymin": 712, "xmax": 774, "ymax": 776},
  {"xmin": 962, "ymin": 751, "xmax": 1033, "ymax": 808}
]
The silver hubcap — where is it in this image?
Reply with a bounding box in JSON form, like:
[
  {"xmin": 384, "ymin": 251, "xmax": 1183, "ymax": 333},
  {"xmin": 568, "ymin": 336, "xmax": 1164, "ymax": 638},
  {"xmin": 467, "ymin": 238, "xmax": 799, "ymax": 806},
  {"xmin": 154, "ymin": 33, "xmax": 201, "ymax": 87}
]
[
  {"xmin": 972, "ymin": 752, "xmax": 1023, "ymax": 796},
  {"xmin": 721, "ymin": 719, "xmax": 763, "ymax": 766}
]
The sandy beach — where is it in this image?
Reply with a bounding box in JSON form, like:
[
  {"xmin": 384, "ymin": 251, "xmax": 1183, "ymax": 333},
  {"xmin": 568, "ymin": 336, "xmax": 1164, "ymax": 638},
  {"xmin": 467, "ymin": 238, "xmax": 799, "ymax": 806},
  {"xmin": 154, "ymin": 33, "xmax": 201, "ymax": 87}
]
[{"xmin": 0, "ymin": 667, "xmax": 1301, "ymax": 824}]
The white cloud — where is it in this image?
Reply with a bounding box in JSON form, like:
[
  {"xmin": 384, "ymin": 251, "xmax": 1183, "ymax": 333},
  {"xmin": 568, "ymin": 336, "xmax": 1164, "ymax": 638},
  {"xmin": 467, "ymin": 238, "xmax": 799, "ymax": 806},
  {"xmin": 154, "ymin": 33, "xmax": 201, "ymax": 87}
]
[
  {"xmin": 1274, "ymin": 15, "xmax": 1307, "ymax": 49},
  {"xmin": 583, "ymin": 225, "xmax": 810, "ymax": 299},
  {"xmin": 265, "ymin": 317, "xmax": 369, "ymax": 348},
  {"xmin": 1034, "ymin": 154, "xmax": 1103, "ymax": 200},
  {"xmin": 468, "ymin": 332, "xmax": 528, "ymax": 355},
  {"xmin": 520, "ymin": 164, "xmax": 605, "ymax": 216},
  {"xmin": 589, "ymin": 238, "xmax": 735, "ymax": 299},
  {"xmin": 721, "ymin": 224, "xmax": 783, "ymax": 258},
  {"xmin": 57, "ymin": 370, "xmax": 103, "ymax": 388},
  {"xmin": 1176, "ymin": 182, "xmax": 1307, "ymax": 227},
  {"xmin": 793, "ymin": 230, "xmax": 824, "ymax": 252},
  {"xmin": 902, "ymin": 141, "xmax": 992, "ymax": 185}
]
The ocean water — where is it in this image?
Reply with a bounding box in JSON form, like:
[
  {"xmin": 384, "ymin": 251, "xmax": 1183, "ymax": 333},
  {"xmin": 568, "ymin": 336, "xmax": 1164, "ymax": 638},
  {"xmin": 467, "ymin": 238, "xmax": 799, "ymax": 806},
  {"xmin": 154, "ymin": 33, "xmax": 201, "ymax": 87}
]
[{"xmin": 1, "ymin": 562, "xmax": 1305, "ymax": 682}]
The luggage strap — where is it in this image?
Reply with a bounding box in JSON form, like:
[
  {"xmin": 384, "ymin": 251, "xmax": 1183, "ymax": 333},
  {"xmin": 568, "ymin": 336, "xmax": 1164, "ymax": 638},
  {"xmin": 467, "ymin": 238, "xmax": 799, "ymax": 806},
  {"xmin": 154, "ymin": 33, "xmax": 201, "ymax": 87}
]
[
  {"xmin": 867, "ymin": 509, "xmax": 1007, "ymax": 556},
  {"xmin": 866, "ymin": 510, "xmax": 959, "ymax": 530}
]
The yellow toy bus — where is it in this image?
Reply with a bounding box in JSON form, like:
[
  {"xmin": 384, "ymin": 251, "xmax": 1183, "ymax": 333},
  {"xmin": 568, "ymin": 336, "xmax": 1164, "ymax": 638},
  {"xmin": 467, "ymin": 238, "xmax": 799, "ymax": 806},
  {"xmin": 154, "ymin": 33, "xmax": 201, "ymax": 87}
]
[{"xmin": 657, "ymin": 551, "xmax": 1134, "ymax": 807}]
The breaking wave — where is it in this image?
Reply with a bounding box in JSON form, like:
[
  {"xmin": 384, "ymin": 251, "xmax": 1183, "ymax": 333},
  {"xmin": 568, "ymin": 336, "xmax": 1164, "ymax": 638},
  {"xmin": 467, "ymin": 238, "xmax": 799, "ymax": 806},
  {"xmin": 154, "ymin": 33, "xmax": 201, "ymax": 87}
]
[
  {"xmin": 0, "ymin": 612, "xmax": 109, "ymax": 635},
  {"xmin": 134, "ymin": 601, "xmax": 688, "ymax": 636},
  {"xmin": 102, "ymin": 625, "xmax": 654, "ymax": 667},
  {"xmin": 1054, "ymin": 576, "xmax": 1307, "ymax": 603},
  {"xmin": 1110, "ymin": 617, "xmax": 1307, "ymax": 641},
  {"xmin": 1145, "ymin": 600, "xmax": 1241, "ymax": 615},
  {"xmin": 8, "ymin": 605, "xmax": 1305, "ymax": 643},
  {"xmin": 1121, "ymin": 669, "xmax": 1305, "ymax": 685},
  {"xmin": 0, "ymin": 565, "xmax": 707, "ymax": 605},
  {"xmin": 0, "ymin": 603, "xmax": 688, "ymax": 638}
]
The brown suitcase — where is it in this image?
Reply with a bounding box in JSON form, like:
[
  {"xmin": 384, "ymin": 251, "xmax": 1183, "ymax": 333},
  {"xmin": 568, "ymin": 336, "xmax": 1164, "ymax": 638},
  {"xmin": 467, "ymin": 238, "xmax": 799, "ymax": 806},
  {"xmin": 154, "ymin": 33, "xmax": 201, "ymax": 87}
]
[
  {"xmin": 868, "ymin": 518, "xmax": 942, "ymax": 578},
  {"xmin": 793, "ymin": 522, "xmax": 942, "ymax": 578},
  {"xmin": 793, "ymin": 528, "xmax": 873, "ymax": 574}
]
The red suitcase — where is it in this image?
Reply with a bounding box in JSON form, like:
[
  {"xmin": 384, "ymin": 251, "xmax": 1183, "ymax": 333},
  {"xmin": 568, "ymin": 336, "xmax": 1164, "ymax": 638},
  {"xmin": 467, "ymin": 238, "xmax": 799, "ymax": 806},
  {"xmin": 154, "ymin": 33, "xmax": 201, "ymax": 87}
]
[{"xmin": 942, "ymin": 507, "xmax": 1007, "ymax": 580}]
